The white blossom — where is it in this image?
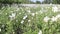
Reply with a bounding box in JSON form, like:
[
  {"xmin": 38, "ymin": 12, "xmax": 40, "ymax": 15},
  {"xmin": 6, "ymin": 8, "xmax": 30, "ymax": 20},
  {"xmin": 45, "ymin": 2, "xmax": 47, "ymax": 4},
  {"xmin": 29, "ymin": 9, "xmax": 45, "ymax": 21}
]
[
  {"xmin": 52, "ymin": 6, "xmax": 58, "ymax": 13},
  {"xmin": 19, "ymin": 13, "xmax": 21, "ymax": 14},
  {"xmin": 50, "ymin": 3, "xmax": 52, "ymax": 5},
  {"xmin": 16, "ymin": 20, "xmax": 18, "ymax": 22},
  {"xmin": 51, "ymin": 16, "xmax": 57, "ymax": 22},
  {"xmin": 38, "ymin": 30, "xmax": 42, "ymax": 34},
  {"xmin": 32, "ymin": 17, "xmax": 33, "ymax": 19},
  {"xmin": 35, "ymin": 12, "xmax": 38, "ymax": 14},
  {"xmin": 56, "ymin": 14, "xmax": 60, "ymax": 18},
  {"xmin": 31, "ymin": 13, "xmax": 35, "ymax": 16},
  {"xmin": 23, "ymin": 15, "xmax": 27, "ymax": 20},
  {"xmin": 28, "ymin": 20, "xmax": 31, "ymax": 22},
  {"xmin": 2, "ymin": 25, "xmax": 4, "ymax": 28},
  {"xmin": 0, "ymin": 28, "xmax": 1, "ymax": 32},
  {"xmin": 43, "ymin": 16, "xmax": 50, "ymax": 22},
  {"xmin": 21, "ymin": 20, "xmax": 24, "ymax": 24},
  {"xmin": 13, "ymin": 32, "xmax": 15, "ymax": 34},
  {"xmin": 16, "ymin": 8, "xmax": 19, "ymax": 11},
  {"xmin": 6, "ymin": 13, "xmax": 8, "ymax": 15},
  {"xmin": 9, "ymin": 13, "xmax": 16, "ymax": 20},
  {"xmin": 39, "ymin": 10, "xmax": 43, "ymax": 14},
  {"xmin": 27, "ymin": 10, "xmax": 31, "ymax": 13}
]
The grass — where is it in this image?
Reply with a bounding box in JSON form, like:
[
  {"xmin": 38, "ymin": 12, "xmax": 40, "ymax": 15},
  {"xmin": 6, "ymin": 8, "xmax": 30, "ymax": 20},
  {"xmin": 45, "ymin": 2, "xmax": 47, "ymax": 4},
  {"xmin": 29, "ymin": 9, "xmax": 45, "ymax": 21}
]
[{"xmin": 0, "ymin": 5, "xmax": 60, "ymax": 34}]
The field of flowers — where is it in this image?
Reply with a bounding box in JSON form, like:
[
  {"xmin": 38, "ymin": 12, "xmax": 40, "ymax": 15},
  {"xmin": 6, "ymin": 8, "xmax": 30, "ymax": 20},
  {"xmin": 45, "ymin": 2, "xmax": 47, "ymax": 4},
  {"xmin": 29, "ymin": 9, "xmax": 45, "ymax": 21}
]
[{"xmin": 0, "ymin": 4, "xmax": 60, "ymax": 34}]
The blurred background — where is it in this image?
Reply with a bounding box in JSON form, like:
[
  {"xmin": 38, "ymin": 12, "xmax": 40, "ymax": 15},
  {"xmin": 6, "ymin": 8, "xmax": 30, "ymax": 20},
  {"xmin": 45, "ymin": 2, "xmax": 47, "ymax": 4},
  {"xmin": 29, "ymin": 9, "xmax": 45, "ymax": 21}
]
[{"xmin": 0, "ymin": 0, "xmax": 60, "ymax": 4}]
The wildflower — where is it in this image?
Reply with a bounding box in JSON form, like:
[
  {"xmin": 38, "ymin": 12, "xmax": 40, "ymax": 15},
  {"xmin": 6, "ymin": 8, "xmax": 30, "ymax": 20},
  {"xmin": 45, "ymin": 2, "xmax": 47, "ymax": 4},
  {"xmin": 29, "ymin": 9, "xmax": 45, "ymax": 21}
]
[
  {"xmin": 35, "ymin": 12, "xmax": 38, "ymax": 14},
  {"xmin": 16, "ymin": 8, "xmax": 19, "ymax": 11},
  {"xmin": 28, "ymin": 20, "xmax": 31, "ymax": 22},
  {"xmin": 43, "ymin": 16, "xmax": 50, "ymax": 22},
  {"xmin": 51, "ymin": 16, "xmax": 57, "ymax": 22},
  {"xmin": 31, "ymin": 13, "xmax": 35, "ymax": 16},
  {"xmin": 13, "ymin": 32, "xmax": 15, "ymax": 34},
  {"xmin": 5, "ymin": 13, "xmax": 8, "ymax": 15},
  {"xmin": 32, "ymin": 17, "xmax": 33, "ymax": 19},
  {"xmin": 38, "ymin": 30, "xmax": 42, "ymax": 34},
  {"xmin": 23, "ymin": 15, "xmax": 27, "ymax": 20},
  {"xmin": 52, "ymin": 6, "xmax": 58, "ymax": 13},
  {"xmin": 9, "ymin": 13, "xmax": 16, "ymax": 20},
  {"xmin": 0, "ymin": 28, "xmax": 1, "ymax": 32},
  {"xmin": 56, "ymin": 14, "xmax": 60, "ymax": 18},
  {"xmin": 27, "ymin": 10, "xmax": 31, "ymax": 13},
  {"xmin": 16, "ymin": 20, "xmax": 18, "ymax": 22},
  {"xmin": 19, "ymin": 13, "xmax": 21, "ymax": 14},
  {"xmin": 2, "ymin": 25, "xmax": 4, "ymax": 28},
  {"xmin": 21, "ymin": 20, "xmax": 24, "ymax": 24},
  {"xmin": 50, "ymin": 3, "xmax": 52, "ymax": 5},
  {"xmin": 39, "ymin": 10, "xmax": 43, "ymax": 14}
]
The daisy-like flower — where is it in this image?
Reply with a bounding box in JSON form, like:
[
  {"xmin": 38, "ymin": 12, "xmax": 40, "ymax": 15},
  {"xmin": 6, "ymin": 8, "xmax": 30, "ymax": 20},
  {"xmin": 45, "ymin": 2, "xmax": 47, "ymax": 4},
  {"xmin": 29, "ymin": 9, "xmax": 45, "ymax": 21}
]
[
  {"xmin": 23, "ymin": 15, "xmax": 27, "ymax": 20},
  {"xmin": 0, "ymin": 28, "xmax": 1, "ymax": 32},
  {"xmin": 9, "ymin": 13, "xmax": 16, "ymax": 20},
  {"xmin": 13, "ymin": 32, "xmax": 15, "ymax": 34},
  {"xmin": 5, "ymin": 13, "xmax": 8, "ymax": 15},
  {"xmin": 21, "ymin": 20, "xmax": 24, "ymax": 24},
  {"xmin": 56, "ymin": 14, "xmax": 60, "ymax": 18},
  {"xmin": 27, "ymin": 10, "xmax": 31, "ymax": 13},
  {"xmin": 38, "ymin": 30, "xmax": 42, "ymax": 34},
  {"xmin": 35, "ymin": 12, "xmax": 38, "ymax": 14},
  {"xmin": 43, "ymin": 16, "xmax": 50, "ymax": 22},
  {"xmin": 39, "ymin": 10, "xmax": 43, "ymax": 14},
  {"xmin": 28, "ymin": 20, "xmax": 31, "ymax": 22},
  {"xmin": 2, "ymin": 25, "xmax": 4, "ymax": 28},
  {"xmin": 50, "ymin": 3, "xmax": 52, "ymax": 5},
  {"xmin": 19, "ymin": 13, "xmax": 21, "ymax": 14},
  {"xmin": 16, "ymin": 20, "xmax": 18, "ymax": 22},
  {"xmin": 52, "ymin": 6, "xmax": 58, "ymax": 13},
  {"xmin": 31, "ymin": 13, "xmax": 35, "ymax": 16},
  {"xmin": 51, "ymin": 16, "xmax": 57, "ymax": 22},
  {"xmin": 16, "ymin": 8, "xmax": 19, "ymax": 11}
]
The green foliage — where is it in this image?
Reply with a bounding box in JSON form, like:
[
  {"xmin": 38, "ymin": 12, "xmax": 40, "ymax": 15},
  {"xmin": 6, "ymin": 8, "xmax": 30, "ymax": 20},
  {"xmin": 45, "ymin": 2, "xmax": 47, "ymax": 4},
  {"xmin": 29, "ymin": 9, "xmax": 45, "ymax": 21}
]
[
  {"xmin": 0, "ymin": 5, "xmax": 60, "ymax": 34},
  {"xmin": 0, "ymin": 0, "xmax": 30, "ymax": 4},
  {"xmin": 36, "ymin": 1, "xmax": 41, "ymax": 4},
  {"xmin": 53, "ymin": 0, "xmax": 60, "ymax": 4}
]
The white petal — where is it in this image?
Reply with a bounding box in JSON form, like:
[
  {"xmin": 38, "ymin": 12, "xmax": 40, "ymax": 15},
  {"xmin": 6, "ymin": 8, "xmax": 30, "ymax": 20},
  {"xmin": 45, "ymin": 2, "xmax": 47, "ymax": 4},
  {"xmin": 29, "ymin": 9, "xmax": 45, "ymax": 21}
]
[
  {"xmin": 23, "ymin": 15, "xmax": 27, "ymax": 20},
  {"xmin": 0, "ymin": 29, "xmax": 1, "ymax": 32},
  {"xmin": 21, "ymin": 20, "xmax": 24, "ymax": 24},
  {"xmin": 38, "ymin": 30, "xmax": 42, "ymax": 34},
  {"xmin": 43, "ymin": 16, "xmax": 50, "ymax": 22}
]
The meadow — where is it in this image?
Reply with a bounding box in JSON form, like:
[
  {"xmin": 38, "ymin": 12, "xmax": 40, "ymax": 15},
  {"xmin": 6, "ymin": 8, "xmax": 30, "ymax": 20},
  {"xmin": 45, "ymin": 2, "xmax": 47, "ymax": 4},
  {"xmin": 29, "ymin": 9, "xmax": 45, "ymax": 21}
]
[{"xmin": 0, "ymin": 4, "xmax": 60, "ymax": 34}]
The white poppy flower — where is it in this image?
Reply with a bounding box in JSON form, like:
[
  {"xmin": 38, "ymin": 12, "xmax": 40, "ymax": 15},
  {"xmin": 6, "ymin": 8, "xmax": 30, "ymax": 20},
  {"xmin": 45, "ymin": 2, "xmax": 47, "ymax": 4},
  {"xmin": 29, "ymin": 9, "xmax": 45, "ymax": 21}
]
[
  {"xmin": 38, "ymin": 30, "xmax": 42, "ymax": 34},
  {"xmin": 43, "ymin": 16, "xmax": 50, "ymax": 22}
]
